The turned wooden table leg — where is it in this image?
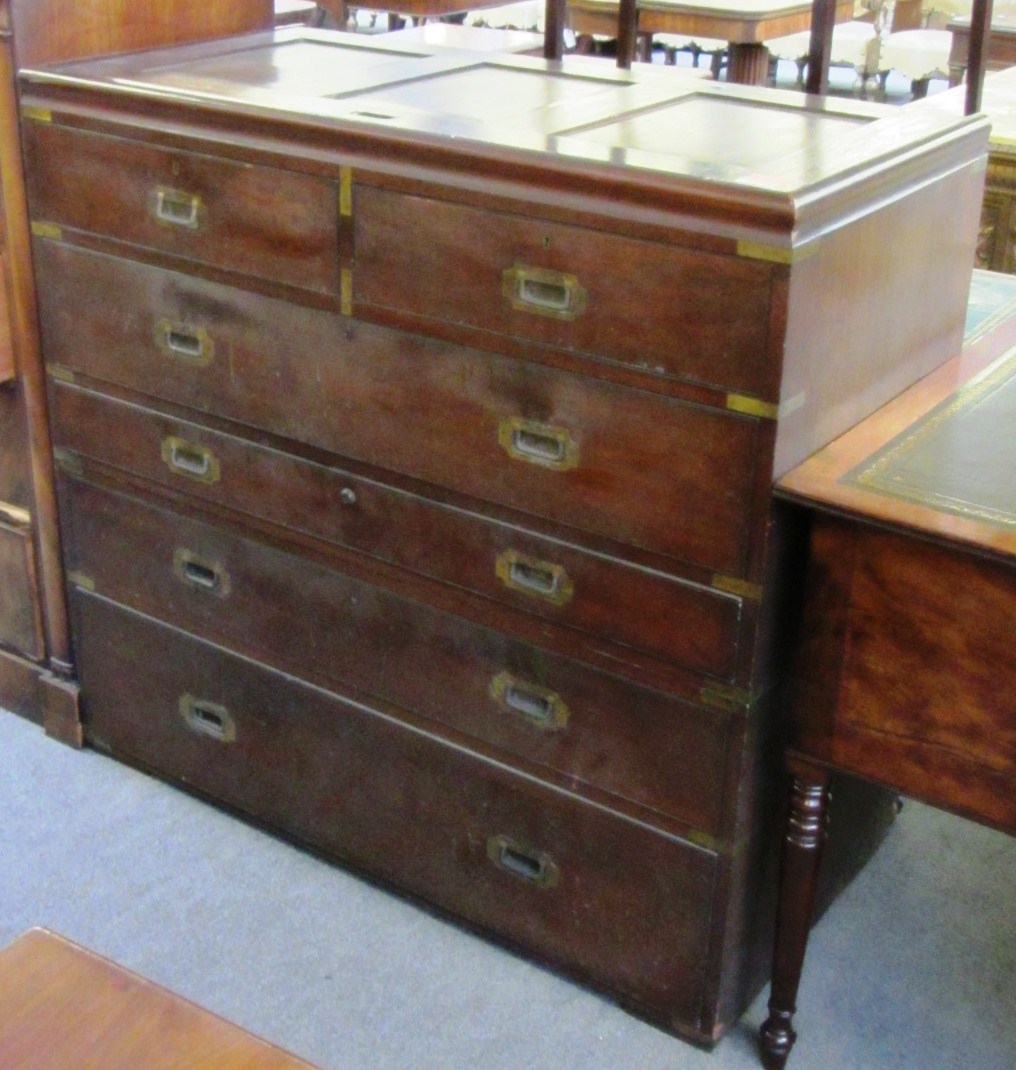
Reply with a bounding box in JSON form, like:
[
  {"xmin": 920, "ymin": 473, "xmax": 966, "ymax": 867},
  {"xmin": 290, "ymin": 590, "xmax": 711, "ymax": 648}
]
[
  {"xmin": 543, "ymin": 0, "xmax": 567, "ymax": 61},
  {"xmin": 759, "ymin": 756, "xmax": 831, "ymax": 1069},
  {"xmin": 616, "ymin": 0, "xmax": 638, "ymax": 69}
]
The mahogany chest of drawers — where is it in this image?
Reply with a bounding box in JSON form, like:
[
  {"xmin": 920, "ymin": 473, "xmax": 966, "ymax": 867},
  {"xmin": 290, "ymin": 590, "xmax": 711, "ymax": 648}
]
[{"xmin": 19, "ymin": 28, "xmax": 987, "ymax": 1043}]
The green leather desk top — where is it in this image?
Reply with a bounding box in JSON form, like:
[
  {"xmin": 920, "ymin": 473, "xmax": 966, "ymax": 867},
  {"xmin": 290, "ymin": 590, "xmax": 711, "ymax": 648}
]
[{"xmin": 846, "ymin": 346, "xmax": 1015, "ymax": 530}]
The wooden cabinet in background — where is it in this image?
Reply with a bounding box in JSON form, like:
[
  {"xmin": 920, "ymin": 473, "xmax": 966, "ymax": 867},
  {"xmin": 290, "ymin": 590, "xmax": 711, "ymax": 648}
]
[
  {"xmin": 923, "ymin": 68, "xmax": 1016, "ymax": 273},
  {"xmin": 6, "ymin": 0, "xmax": 273, "ymax": 68},
  {"xmin": 18, "ymin": 30, "xmax": 987, "ymax": 1046},
  {"xmin": 0, "ymin": 0, "xmax": 273, "ymax": 730},
  {"xmin": 0, "ymin": 506, "xmax": 42, "ymax": 660},
  {"xmin": 0, "ymin": 255, "xmax": 13, "ymax": 385}
]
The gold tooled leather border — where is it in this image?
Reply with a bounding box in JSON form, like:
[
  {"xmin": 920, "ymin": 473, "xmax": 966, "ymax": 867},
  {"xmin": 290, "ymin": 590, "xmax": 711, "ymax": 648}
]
[{"xmin": 845, "ymin": 347, "xmax": 1016, "ymax": 529}]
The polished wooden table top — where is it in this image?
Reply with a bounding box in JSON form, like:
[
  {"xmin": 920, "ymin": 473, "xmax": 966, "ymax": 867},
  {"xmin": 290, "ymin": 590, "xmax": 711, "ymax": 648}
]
[
  {"xmin": 566, "ymin": 0, "xmax": 855, "ymax": 82},
  {"xmin": 569, "ymin": 0, "xmax": 854, "ymax": 44},
  {"xmin": 924, "ymin": 65, "xmax": 1016, "ymax": 158},
  {"xmin": 950, "ymin": 11, "xmax": 1016, "ymax": 80},
  {"xmin": 0, "ymin": 928, "xmax": 321, "ymax": 1069},
  {"xmin": 384, "ymin": 22, "xmax": 546, "ymax": 52},
  {"xmin": 316, "ymin": 0, "xmax": 564, "ymax": 58},
  {"xmin": 317, "ymin": 0, "xmax": 521, "ymax": 17},
  {"xmin": 274, "ymin": 0, "xmax": 321, "ymax": 24}
]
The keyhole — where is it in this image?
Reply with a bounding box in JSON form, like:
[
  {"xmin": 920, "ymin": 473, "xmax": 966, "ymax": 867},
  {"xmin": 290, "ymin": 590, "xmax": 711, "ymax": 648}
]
[{"xmin": 542, "ymin": 235, "xmax": 551, "ymax": 250}]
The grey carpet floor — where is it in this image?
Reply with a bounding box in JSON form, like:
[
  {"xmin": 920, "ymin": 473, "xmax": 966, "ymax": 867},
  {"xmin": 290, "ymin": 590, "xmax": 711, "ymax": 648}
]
[{"xmin": 2, "ymin": 708, "xmax": 1013, "ymax": 1070}]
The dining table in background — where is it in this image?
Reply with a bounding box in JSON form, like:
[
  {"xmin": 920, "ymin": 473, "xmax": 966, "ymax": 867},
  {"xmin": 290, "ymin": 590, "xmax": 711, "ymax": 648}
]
[
  {"xmin": 317, "ymin": 0, "xmax": 573, "ymax": 53},
  {"xmin": 949, "ymin": 8, "xmax": 1014, "ymax": 85},
  {"xmin": 567, "ymin": 0, "xmax": 854, "ymax": 82}
]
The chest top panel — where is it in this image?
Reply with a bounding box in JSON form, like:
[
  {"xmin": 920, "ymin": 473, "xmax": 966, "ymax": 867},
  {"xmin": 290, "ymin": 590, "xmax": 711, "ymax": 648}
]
[{"xmin": 21, "ymin": 27, "xmax": 986, "ymax": 215}]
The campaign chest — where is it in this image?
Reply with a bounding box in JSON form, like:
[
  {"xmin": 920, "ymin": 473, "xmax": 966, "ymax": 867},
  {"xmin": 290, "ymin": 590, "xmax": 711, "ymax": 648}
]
[{"xmin": 19, "ymin": 28, "xmax": 987, "ymax": 1042}]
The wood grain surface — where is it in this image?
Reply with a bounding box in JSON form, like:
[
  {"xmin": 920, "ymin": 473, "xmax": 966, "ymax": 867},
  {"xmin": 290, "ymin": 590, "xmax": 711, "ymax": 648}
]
[
  {"xmin": 0, "ymin": 928, "xmax": 320, "ymax": 1069},
  {"xmin": 7, "ymin": 0, "xmax": 273, "ymax": 68}
]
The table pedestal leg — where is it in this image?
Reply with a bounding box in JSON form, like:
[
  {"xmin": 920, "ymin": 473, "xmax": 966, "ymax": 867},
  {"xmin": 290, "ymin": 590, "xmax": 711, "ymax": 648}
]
[
  {"xmin": 544, "ymin": 0, "xmax": 567, "ymax": 60},
  {"xmin": 727, "ymin": 42, "xmax": 772, "ymax": 85},
  {"xmin": 759, "ymin": 757, "xmax": 831, "ymax": 1070},
  {"xmin": 616, "ymin": 0, "xmax": 638, "ymax": 68}
]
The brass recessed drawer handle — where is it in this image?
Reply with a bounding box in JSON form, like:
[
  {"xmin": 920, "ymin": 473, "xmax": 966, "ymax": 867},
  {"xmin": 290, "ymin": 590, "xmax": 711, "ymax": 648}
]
[
  {"xmin": 486, "ymin": 835, "xmax": 560, "ymax": 887},
  {"xmin": 155, "ymin": 319, "xmax": 213, "ymax": 366},
  {"xmin": 179, "ymin": 694, "xmax": 235, "ymax": 743},
  {"xmin": 161, "ymin": 436, "xmax": 221, "ymax": 484},
  {"xmin": 498, "ymin": 417, "xmax": 578, "ymax": 471},
  {"xmin": 503, "ymin": 265, "xmax": 587, "ymax": 321},
  {"xmin": 173, "ymin": 548, "xmax": 230, "ymax": 596},
  {"xmin": 490, "ymin": 671, "xmax": 569, "ymax": 730},
  {"xmin": 153, "ymin": 186, "xmax": 202, "ymax": 229},
  {"xmin": 495, "ymin": 550, "xmax": 573, "ymax": 605}
]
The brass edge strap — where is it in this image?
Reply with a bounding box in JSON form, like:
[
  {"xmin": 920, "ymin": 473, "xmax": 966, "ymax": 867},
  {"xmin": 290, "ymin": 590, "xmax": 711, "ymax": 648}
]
[
  {"xmin": 339, "ymin": 166, "xmax": 353, "ymax": 217},
  {"xmin": 711, "ymin": 574, "xmax": 763, "ymax": 601},
  {"xmin": 341, "ymin": 268, "xmax": 353, "ymax": 316},
  {"xmin": 699, "ymin": 683, "xmax": 753, "ymax": 712},
  {"xmin": 726, "ymin": 393, "xmax": 779, "ymax": 420},
  {"xmin": 67, "ymin": 571, "xmax": 95, "ymax": 592},
  {"xmin": 21, "ymin": 104, "xmax": 51, "ymax": 123},
  {"xmin": 726, "ymin": 392, "xmax": 805, "ymax": 421},
  {"xmin": 31, "ymin": 221, "xmax": 62, "ymax": 240},
  {"xmin": 736, "ymin": 239, "xmax": 819, "ymax": 265},
  {"xmin": 52, "ymin": 448, "xmax": 83, "ymax": 476},
  {"xmin": 686, "ymin": 829, "xmax": 719, "ymax": 853},
  {"xmin": 47, "ymin": 364, "xmax": 74, "ymax": 384}
]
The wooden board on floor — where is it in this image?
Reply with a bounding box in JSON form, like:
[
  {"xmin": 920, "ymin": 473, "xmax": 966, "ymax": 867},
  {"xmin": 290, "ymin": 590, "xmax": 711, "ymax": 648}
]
[{"xmin": 0, "ymin": 928, "xmax": 323, "ymax": 1070}]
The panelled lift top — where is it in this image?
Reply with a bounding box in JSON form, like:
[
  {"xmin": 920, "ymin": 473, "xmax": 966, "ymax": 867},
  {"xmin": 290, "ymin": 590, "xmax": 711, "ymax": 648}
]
[
  {"xmin": 21, "ymin": 29, "xmax": 986, "ymax": 224},
  {"xmin": 18, "ymin": 27, "xmax": 987, "ymax": 1048}
]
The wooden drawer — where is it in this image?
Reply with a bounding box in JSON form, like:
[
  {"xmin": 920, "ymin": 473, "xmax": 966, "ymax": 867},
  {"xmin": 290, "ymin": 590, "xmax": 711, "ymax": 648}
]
[
  {"xmin": 73, "ymin": 591, "xmax": 718, "ymax": 1026},
  {"xmin": 354, "ymin": 186, "xmax": 774, "ymax": 397},
  {"xmin": 49, "ymin": 378, "xmax": 743, "ymax": 679},
  {"xmin": 22, "ymin": 122, "xmax": 339, "ymax": 294},
  {"xmin": 37, "ymin": 243, "xmax": 760, "ymax": 577},
  {"xmin": 0, "ymin": 508, "xmax": 44, "ymax": 660},
  {"xmin": 791, "ymin": 518, "xmax": 1016, "ymax": 833},
  {"xmin": 60, "ymin": 477, "xmax": 735, "ymax": 837}
]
